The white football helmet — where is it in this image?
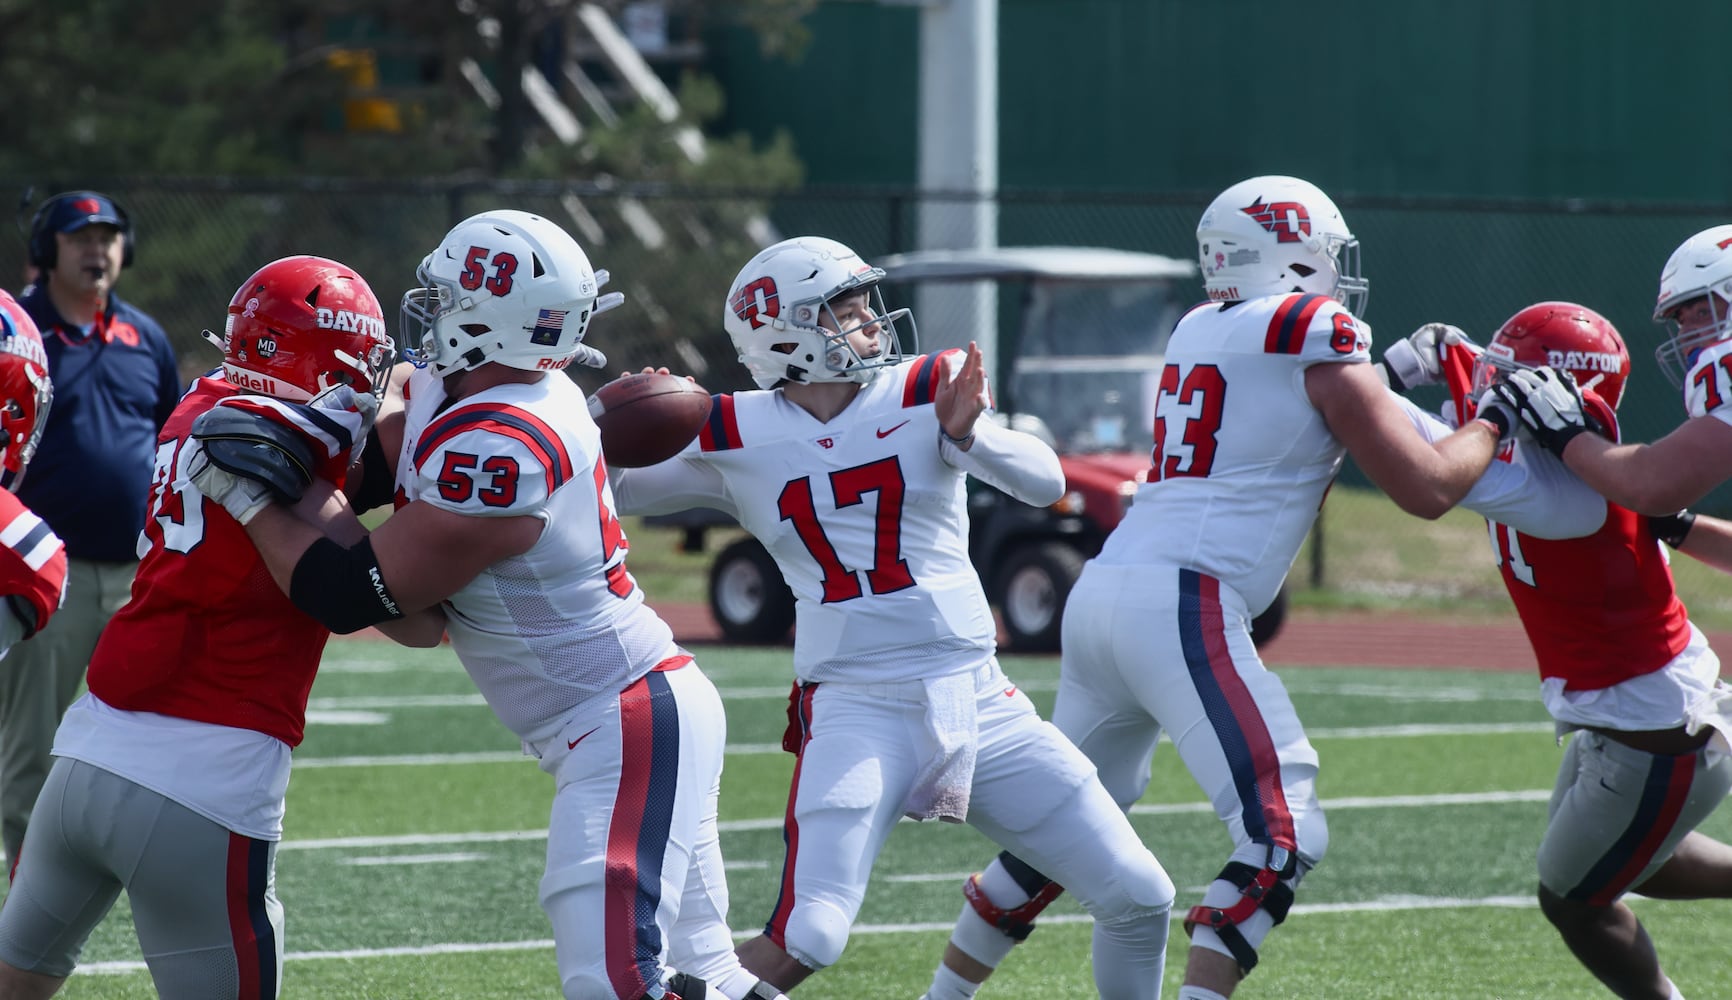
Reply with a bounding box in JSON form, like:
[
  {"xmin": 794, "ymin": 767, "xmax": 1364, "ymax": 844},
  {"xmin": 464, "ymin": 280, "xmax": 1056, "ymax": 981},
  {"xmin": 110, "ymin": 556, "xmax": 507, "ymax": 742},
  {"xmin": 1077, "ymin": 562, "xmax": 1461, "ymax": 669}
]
[
  {"xmin": 723, "ymin": 236, "xmax": 915, "ymax": 390},
  {"xmin": 401, "ymin": 209, "xmax": 623, "ymax": 376},
  {"xmin": 1653, "ymin": 225, "xmax": 1732, "ymax": 387},
  {"xmin": 1196, "ymin": 175, "xmax": 1368, "ymax": 317}
]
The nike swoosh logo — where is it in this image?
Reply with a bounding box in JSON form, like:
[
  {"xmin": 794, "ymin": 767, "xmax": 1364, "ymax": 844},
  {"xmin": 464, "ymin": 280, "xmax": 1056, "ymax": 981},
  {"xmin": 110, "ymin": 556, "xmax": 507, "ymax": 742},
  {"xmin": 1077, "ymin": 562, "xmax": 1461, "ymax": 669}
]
[
  {"xmin": 1004, "ymin": 687, "xmax": 1017, "ymax": 698},
  {"xmin": 877, "ymin": 420, "xmax": 910, "ymax": 439},
  {"xmin": 567, "ymin": 726, "xmax": 602, "ymax": 751}
]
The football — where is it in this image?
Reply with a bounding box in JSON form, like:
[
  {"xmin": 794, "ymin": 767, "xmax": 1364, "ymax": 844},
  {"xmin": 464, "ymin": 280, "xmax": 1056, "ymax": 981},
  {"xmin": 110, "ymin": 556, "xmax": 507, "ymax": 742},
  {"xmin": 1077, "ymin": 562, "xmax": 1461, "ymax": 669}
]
[{"xmin": 588, "ymin": 372, "xmax": 712, "ymax": 468}]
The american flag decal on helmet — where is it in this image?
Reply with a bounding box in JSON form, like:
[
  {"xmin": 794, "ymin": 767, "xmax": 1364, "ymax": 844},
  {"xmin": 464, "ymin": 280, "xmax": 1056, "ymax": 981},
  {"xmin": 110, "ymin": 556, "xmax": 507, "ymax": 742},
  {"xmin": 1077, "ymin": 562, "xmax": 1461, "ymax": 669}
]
[{"xmin": 529, "ymin": 308, "xmax": 567, "ymax": 346}]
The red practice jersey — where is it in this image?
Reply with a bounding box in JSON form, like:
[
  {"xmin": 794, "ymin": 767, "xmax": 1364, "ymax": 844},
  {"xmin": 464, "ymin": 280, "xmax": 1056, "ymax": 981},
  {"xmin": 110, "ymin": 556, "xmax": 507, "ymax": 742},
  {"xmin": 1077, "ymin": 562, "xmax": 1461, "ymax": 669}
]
[
  {"xmin": 86, "ymin": 377, "xmax": 342, "ymax": 746},
  {"xmin": 0, "ymin": 489, "xmax": 67, "ymax": 637}
]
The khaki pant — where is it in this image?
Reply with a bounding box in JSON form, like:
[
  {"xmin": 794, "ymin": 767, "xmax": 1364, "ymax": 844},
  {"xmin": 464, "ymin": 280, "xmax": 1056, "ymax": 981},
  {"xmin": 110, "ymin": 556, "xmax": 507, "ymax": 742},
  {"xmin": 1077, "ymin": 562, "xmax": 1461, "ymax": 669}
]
[{"xmin": 0, "ymin": 558, "xmax": 135, "ymax": 862}]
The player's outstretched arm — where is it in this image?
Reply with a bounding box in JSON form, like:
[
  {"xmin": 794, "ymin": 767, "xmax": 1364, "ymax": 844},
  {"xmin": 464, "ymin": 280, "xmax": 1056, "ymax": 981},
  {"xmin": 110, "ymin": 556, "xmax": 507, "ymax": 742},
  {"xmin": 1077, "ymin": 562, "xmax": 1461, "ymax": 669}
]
[
  {"xmin": 1655, "ymin": 508, "xmax": 1732, "ymax": 576},
  {"xmin": 240, "ymin": 499, "xmax": 540, "ymax": 636},
  {"xmin": 1555, "ymin": 417, "xmax": 1732, "ymax": 516},
  {"xmin": 1307, "ymin": 359, "xmax": 1504, "ymax": 519}
]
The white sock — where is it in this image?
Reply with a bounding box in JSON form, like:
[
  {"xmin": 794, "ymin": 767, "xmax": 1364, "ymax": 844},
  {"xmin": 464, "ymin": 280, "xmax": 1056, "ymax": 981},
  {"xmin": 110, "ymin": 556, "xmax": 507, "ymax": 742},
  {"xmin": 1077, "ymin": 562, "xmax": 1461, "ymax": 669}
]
[
  {"xmin": 923, "ymin": 962, "xmax": 981, "ymax": 1000},
  {"xmin": 1177, "ymin": 987, "xmax": 1229, "ymax": 1000}
]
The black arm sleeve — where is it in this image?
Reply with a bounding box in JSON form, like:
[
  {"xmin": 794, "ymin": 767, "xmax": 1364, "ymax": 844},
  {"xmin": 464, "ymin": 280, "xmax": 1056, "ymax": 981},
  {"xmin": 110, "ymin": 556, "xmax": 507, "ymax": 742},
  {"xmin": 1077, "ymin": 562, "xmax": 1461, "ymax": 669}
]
[
  {"xmin": 288, "ymin": 536, "xmax": 406, "ymax": 634},
  {"xmin": 349, "ymin": 429, "xmax": 396, "ymax": 513}
]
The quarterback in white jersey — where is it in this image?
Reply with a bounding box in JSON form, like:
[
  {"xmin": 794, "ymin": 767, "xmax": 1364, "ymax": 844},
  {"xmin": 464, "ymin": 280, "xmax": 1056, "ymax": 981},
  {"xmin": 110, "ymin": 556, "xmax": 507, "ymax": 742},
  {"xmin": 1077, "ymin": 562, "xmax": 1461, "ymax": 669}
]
[
  {"xmin": 194, "ymin": 212, "xmax": 785, "ymax": 1000},
  {"xmin": 941, "ymin": 177, "xmax": 1515, "ymax": 1000},
  {"xmin": 611, "ymin": 236, "xmax": 1178, "ymax": 1000}
]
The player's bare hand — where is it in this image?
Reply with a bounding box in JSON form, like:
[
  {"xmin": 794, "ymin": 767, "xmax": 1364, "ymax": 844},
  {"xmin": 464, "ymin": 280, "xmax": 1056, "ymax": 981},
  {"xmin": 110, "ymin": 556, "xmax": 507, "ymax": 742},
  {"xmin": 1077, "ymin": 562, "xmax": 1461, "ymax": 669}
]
[{"xmin": 935, "ymin": 342, "xmax": 990, "ymax": 442}]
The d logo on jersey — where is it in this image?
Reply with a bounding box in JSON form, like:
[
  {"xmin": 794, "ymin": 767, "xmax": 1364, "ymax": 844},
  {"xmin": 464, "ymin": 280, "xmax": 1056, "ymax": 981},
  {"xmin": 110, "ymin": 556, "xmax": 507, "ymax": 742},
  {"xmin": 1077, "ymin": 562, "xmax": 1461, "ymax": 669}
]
[
  {"xmin": 1240, "ymin": 198, "xmax": 1311, "ymax": 244},
  {"xmin": 730, "ymin": 277, "xmax": 779, "ymax": 330}
]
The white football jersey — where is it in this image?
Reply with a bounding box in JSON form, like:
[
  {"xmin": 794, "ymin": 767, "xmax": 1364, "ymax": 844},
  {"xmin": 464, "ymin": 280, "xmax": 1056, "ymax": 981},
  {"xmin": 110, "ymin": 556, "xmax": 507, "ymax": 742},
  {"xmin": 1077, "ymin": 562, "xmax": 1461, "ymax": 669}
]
[
  {"xmin": 615, "ymin": 354, "xmax": 1001, "ymax": 684},
  {"xmin": 1684, "ymin": 339, "xmax": 1732, "ymax": 425},
  {"xmin": 397, "ymin": 367, "xmax": 680, "ymax": 744},
  {"xmin": 1097, "ymin": 293, "xmax": 1368, "ymax": 614}
]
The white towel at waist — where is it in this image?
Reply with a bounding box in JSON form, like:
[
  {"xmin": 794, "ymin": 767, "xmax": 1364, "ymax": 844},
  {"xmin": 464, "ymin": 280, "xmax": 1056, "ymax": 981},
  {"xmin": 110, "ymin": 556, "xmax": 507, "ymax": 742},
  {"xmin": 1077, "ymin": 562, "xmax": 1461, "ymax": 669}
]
[{"xmin": 903, "ymin": 671, "xmax": 979, "ymax": 823}]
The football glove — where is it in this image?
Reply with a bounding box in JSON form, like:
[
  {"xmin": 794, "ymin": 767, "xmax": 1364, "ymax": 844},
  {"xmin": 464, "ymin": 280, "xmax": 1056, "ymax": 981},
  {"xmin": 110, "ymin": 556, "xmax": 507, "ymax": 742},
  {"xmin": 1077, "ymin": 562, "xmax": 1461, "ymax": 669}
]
[
  {"xmin": 1473, "ymin": 385, "xmax": 1518, "ymax": 441},
  {"xmin": 1380, "ymin": 323, "xmax": 1477, "ymax": 393},
  {"xmin": 1492, "ymin": 367, "xmax": 1589, "ymax": 455}
]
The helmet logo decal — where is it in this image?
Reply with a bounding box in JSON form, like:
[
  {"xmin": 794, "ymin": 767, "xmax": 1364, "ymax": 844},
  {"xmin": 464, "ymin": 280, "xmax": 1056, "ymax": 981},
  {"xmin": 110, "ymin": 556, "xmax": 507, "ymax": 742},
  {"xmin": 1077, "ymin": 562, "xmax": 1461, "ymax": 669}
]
[
  {"xmin": 530, "ymin": 308, "xmax": 568, "ymax": 346},
  {"xmin": 243, "ymin": 296, "xmax": 261, "ymax": 319},
  {"xmin": 1240, "ymin": 198, "xmax": 1312, "ymax": 244},
  {"xmin": 459, "ymin": 246, "xmax": 519, "ymax": 297},
  {"xmin": 1719, "ymin": 236, "xmax": 1732, "ymax": 250},
  {"xmin": 1548, "ymin": 349, "xmax": 1622, "ymax": 374},
  {"xmin": 316, "ymin": 307, "xmax": 387, "ymax": 337},
  {"xmin": 254, "ymin": 334, "xmax": 277, "ymax": 358},
  {"xmin": 730, "ymin": 276, "xmax": 780, "ymax": 329}
]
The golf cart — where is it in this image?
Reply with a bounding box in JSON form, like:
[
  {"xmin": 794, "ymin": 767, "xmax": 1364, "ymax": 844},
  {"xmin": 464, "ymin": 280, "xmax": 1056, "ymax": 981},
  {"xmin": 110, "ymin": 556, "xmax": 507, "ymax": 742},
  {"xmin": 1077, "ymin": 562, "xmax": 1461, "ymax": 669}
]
[{"xmin": 665, "ymin": 246, "xmax": 1288, "ymax": 651}]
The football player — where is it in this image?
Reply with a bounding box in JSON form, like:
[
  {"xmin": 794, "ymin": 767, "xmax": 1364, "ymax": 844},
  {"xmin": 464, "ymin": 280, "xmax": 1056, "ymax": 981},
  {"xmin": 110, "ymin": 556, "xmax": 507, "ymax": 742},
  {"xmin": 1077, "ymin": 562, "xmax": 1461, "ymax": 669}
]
[
  {"xmin": 608, "ymin": 236, "xmax": 1179, "ymax": 998},
  {"xmin": 927, "ymin": 176, "xmax": 1516, "ymax": 1000},
  {"xmin": 1495, "ymin": 225, "xmax": 1732, "ymax": 525},
  {"xmin": 0, "ymin": 290, "xmax": 64, "ymax": 658},
  {"xmin": 193, "ymin": 211, "xmax": 785, "ymax": 1000},
  {"xmin": 1390, "ymin": 301, "xmax": 1732, "ymax": 1000},
  {"xmin": 0, "ymin": 256, "xmax": 438, "ymax": 999}
]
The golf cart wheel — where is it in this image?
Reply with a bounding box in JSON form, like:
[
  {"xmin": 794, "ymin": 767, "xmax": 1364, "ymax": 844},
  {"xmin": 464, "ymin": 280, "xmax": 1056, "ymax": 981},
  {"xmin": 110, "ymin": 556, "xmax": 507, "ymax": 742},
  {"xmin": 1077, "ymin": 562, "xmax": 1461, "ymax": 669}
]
[
  {"xmin": 708, "ymin": 537, "xmax": 795, "ymax": 644},
  {"xmin": 996, "ymin": 542, "xmax": 1085, "ymax": 653},
  {"xmin": 1250, "ymin": 585, "xmax": 1289, "ymax": 649}
]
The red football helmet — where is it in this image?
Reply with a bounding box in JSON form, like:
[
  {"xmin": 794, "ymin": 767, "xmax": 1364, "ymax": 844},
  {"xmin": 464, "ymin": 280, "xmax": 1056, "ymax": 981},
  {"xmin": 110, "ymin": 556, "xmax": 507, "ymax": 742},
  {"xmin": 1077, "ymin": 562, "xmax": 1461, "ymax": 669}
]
[
  {"xmin": 0, "ymin": 292, "xmax": 50, "ymax": 492},
  {"xmin": 204, "ymin": 255, "xmax": 394, "ymax": 403},
  {"xmin": 1474, "ymin": 301, "xmax": 1630, "ymax": 411}
]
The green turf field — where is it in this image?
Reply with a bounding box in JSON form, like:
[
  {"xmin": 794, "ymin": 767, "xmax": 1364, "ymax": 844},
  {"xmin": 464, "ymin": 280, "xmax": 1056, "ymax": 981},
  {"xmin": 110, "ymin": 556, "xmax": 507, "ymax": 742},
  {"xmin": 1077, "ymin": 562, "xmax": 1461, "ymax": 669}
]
[{"xmin": 31, "ymin": 640, "xmax": 1732, "ymax": 999}]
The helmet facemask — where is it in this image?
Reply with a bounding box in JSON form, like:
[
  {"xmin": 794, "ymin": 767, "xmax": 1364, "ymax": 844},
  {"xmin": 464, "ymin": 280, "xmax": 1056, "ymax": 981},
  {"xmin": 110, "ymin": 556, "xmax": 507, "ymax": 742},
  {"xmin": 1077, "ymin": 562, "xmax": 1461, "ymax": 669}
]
[
  {"xmin": 790, "ymin": 283, "xmax": 914, "ymax": 386},
  {"xmin": 1655, "ymin": 293, "xmax": 1732, "ymax": 389}
]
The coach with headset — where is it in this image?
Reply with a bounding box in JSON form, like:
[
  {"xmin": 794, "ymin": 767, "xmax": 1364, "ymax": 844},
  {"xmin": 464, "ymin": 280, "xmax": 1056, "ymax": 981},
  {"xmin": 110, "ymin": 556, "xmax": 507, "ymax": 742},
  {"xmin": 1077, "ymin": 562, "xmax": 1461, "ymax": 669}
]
[{"xmin": 5, "ymin": 191, "xmax": 180, "ymax": 863}]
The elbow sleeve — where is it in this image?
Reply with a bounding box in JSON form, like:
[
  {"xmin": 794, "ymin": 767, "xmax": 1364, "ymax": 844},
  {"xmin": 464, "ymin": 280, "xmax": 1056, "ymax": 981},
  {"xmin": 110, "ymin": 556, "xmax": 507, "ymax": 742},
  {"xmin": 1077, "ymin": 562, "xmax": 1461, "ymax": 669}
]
[{"xmin": 288, "ymin": 536, "xmax": 406, "ymax": 634}]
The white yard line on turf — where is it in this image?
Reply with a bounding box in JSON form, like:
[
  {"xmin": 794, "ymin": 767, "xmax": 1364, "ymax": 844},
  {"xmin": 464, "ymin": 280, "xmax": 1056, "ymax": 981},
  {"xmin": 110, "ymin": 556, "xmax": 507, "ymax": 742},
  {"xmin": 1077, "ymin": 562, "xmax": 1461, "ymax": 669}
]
[
  {"xmin": 277, "ymin": 788, "xmax": 1552, "ymax": 854},
  {"xmin": 71, "ymin": 894, "xmax": 1548, "ymax": 976},
  {"xmin": 290, "ymin": 722, "xmax": 1551, "ymax": 768}
]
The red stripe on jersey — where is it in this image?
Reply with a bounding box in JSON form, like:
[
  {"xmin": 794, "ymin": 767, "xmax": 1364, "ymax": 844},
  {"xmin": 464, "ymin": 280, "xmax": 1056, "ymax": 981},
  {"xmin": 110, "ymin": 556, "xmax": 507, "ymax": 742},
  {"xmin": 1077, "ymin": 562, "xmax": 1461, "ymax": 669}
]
[
  {"xmin": 415, "ymin": 403, "xmax": 574, "ymax": 496},
  {"xmin": 1264, "ymin": 294, "xmax": 1327, "ymax": 355},
  {"xmin": 767, "ymin": 682, "xmax": 818, "ymax": 946},
  {"xmin": 699, "ymin": 393, "xmax": 743, "ymax": 452},
  {"xmin": 902, "ymin": 351, "xmax": 953, "ymax": 407},
  {"xmin": 605, "ymin": 677, "xmax": 656, "ymax": 1000},
  {"xmin": 226, "ymin": 834, "xmax": 270, "ymax": 1000},
  {"xmin": 1198, "ymin": 572, "xmax": 1298, "ymax": 850},
  {"xmin": 1587, "ymin": 757, "xmax": 1696, "ymax": 905}
]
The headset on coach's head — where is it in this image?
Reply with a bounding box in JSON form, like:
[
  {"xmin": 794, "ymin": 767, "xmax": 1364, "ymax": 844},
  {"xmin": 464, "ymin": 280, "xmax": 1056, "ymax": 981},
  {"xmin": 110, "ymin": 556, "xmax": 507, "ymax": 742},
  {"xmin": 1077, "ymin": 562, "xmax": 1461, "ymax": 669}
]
[{"xmin": 26, "ymin": 191, "xmax": 136, "ymax": 270}]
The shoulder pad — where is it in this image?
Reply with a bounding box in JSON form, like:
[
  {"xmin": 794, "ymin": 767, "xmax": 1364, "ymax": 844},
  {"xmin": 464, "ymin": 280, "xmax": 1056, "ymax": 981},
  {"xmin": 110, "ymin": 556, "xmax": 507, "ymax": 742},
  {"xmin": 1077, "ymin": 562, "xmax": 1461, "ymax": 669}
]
[
  {"xmin": 1262, "ymin": 294, "xmax": 1370, "ymax": 363},
  {"xmin": 412, "ymin": 402, "xmax": 575, "ymax": 514}
]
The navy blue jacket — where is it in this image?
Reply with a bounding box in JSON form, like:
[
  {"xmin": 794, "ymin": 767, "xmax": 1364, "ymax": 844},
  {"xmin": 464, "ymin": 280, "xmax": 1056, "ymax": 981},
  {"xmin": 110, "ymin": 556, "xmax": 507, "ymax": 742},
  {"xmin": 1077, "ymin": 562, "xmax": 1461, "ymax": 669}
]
[{"xmin": 16, "ymin": 284, "xmax": 182, "ymax": 562}]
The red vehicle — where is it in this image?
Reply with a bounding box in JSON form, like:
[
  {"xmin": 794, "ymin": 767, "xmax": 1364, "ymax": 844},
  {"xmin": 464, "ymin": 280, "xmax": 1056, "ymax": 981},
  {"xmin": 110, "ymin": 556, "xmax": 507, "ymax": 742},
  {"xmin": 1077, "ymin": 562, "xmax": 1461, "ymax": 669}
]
[{"xmin": 665, "ymin": 246, "xmax": 1287, "ymax": 651}]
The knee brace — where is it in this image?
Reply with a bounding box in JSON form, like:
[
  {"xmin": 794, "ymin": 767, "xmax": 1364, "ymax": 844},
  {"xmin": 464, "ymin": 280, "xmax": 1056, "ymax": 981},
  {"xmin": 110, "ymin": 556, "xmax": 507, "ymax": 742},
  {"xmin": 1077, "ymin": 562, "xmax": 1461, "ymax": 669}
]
[
  {"xmin": 964, "ymin": 852, "xmax": 1066, "ymax": 941},
  {"xmin": 780, "ymin": 901, "xmax": 852, "ymax": 970},
  {"xmin": 1183, "ymin": 843, "xmax": 1299, "ymax": 976}
]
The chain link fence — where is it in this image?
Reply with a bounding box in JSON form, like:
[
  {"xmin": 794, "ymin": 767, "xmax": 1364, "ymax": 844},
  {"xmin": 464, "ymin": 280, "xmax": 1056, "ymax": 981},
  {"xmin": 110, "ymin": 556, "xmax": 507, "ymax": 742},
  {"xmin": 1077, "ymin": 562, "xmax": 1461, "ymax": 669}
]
[{"xmin": 8, "ymin": 176, "xmax": 1728, "ymax": 498}]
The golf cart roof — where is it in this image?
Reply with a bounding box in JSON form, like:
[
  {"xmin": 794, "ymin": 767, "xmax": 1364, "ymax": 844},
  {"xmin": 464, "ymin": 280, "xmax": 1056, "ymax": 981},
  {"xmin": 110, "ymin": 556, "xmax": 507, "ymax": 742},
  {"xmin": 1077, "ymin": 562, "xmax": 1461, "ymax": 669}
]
[{"xmin": 877, "ymin": 245, "xmax": 1196, "ymax": 283}]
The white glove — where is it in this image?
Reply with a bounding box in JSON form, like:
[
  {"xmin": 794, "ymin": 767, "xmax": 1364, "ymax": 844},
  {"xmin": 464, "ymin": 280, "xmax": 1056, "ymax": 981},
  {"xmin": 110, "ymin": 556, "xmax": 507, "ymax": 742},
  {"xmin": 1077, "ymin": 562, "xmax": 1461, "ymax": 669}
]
[
  {"xmin": 185, "ymin": 439, "xmax": 275, "ymax": 525},
  {"xmin": 1380, "ymin": 323, "xmax": 1477, "ymax": 392},
  {"xmin": 310, "ymin": 384, "xmax": 380, "ymax": 439},
  {"xmin": 1493, "ymin": 367, "xmax": 1589, "ymax": 454}
]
